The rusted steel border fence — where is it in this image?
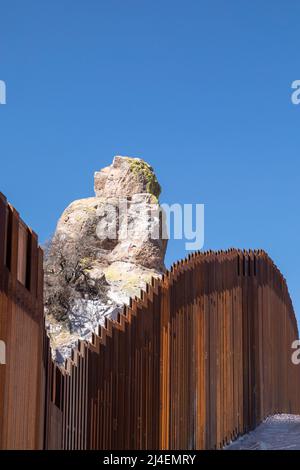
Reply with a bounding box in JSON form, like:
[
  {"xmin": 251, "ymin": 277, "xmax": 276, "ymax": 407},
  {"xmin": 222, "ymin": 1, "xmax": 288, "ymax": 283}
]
[
  {"xmin": 1, "ymin": 192, "xmax": 299, "ymax": 450},
  {"xmin": 0, "ymin": 193, "xmax": 44, "ymax": 449},
  {"xmin": 45, "ymin": 249, "xmax": 300, "ymax": 450}
]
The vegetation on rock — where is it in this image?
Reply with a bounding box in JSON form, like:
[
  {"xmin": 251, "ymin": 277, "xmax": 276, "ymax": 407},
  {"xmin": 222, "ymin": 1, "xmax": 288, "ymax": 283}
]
[
  {"xmin": 129, "ymin": 159, "xmax": 161, "ymax": 198},
  {"xmin": 44, "ymin": 235, "xmax": 108, "ymax": 325}
]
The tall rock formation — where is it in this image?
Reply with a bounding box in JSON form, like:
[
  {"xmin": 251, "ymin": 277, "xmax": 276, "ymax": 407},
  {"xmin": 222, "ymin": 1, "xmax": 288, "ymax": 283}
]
[{"xmin": 45, "ymin": 156, "xmax": 167, "ymax": 362}]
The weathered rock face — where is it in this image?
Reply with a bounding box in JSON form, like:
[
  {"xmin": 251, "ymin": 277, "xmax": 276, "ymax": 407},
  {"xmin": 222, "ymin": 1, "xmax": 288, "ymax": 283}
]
[
  {"xmin": 56, "ymin": 193, "xmax": 165, "ymax": 271},
  {"xmin": 46, "ymin": 156, "xmax": 167, "ymax": 362},
  {"xmin": 94, "ymin": 156, "xmax": 161, "ymax": 199}
]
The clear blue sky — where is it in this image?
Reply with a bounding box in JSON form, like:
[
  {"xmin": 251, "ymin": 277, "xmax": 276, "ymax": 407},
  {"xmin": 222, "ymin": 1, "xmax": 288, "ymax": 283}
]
[{"xmin": 0, "ymin": 1, "xmax": 299, "ymax": 323}]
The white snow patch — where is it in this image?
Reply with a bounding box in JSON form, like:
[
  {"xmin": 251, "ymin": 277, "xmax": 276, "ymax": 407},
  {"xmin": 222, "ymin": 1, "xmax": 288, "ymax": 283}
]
[
  {"xmin": 226, "ymin": 414, "xmax": 300, "ymax": 450},
  {"xmin": 46, "ymin": 299, "xmax": 122, "ymax": 364}
]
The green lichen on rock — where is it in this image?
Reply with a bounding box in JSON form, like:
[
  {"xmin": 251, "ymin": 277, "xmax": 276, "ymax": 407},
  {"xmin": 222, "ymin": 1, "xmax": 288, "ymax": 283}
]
[
  {"xmin": 129, "ymin": 159, "xmax": 161, "ymax": 198},
  {"xmin": 150, "ymin": 194, "xmax": 159, "ymax": 204}
]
